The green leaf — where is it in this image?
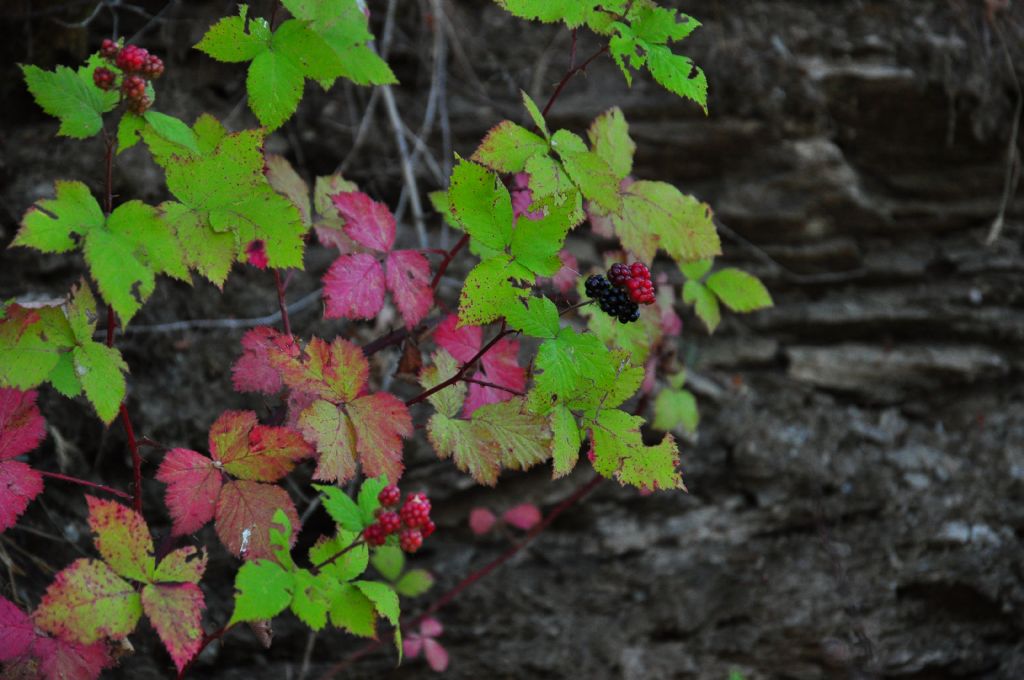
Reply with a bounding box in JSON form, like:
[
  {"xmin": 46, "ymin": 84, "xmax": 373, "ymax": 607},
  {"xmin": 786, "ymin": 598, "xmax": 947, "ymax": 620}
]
[
  {"xmin": 525, "ymin": 154, "xmax": 576, "ymax": 201},
  {"xmin": 15, "ymin": 181, "xmax": 103, "ymax": 253},
  {"xmin": 291, "ymin": 568, "xmax": 339, "ymax": 630},
  {"xmin": 309, "ymin": 530, "xmax": 368, "ymax": 582},
  {"xmin": 34, "ymin": 559, "xmax": 142, "ymax": 644},
  {"xmin": 329, "ymin": 583, "xmax": 376, "ymax": 637},
  {"xmin": 679, "ymin": 259, "xmax": 713, "ymax": 281},
  {"xmin": 496, "ymin": 0, "xmax": 603, "ymax": 28},
  {"xmin": 457, "ymin": 256, "xmax": 533, "ymax": 327},
  {"xmin": 0, "ymin": 300, "xmax": 76, "ymax": 391},
  {"xmin": 86, "ymin": 496, "xmax": 155, "ymax": 584},
  {"xmin": 505, "ymin": 296, "xmax": 560, "ymax": 339},
  {"xmin": 683, "ymin": 280, "xmax": 721, "ymax": 333},
  {"xmin": 194, "ymin": 5, "xmax": 270, "ymax": 62},
  {"xmin": 521, "ymin": 90, "xmax": 549, "ymax": 138},
  {"xmin": 589, "ymin": 409, "xmax": 684, "ymax": 491},
  {"xmin": 653, "ymin": 388, "xmax": 699, "ymax": 435},
  {"xmin": 550, "ymin": 404, "xmax": 581, "ymax": 478},
  {"xmin": 354, "ymin": 580, "xmax": 400, "ymax": 627},
  {"xmin": 395, "ymin": 569, "xmax": 434, "ymax": 597},
  {"xmin": 705, "ymin": 269, "xmax": 773, "ymax": 312},
  {"xmin": 142, "ymin": 111, "xmax": 200, "ymax": 154},
  {"xmin": 419, "ymin": 350, "xmax": 465, "ymax": 418},
  {"xmin": 631, "ymin": 6, "xmax": 701, "ymax": 43},
  {"xmin": 644, "ymin": 44, "xmax": 708, "ymax": 112},
  {"xmin": 472, "ymin": 121, "xmax": 549, "ymax": 173},
  {"xmin": 447, "ymin": 160, "xmax": 513, "ymax": 253},
  {"xmin": 357, "ymin": 476, "xmax": 389, "ymax": 526},
  {"xmin": 21, "ymin": 55, "xmax": 118, "ymax": 139},
  {"xmin": 316, "ymin": 484, "xmax": 364, "ymax": 532},
  {"xmin": 73, "ymin": 341, "xmax": 128, "ymax": 425},
  {"xmin": 246, "ymin": 23, "xmax": 313, "ymax": 130},
  {"xmin": 229, "ymin": 559, "xmax": 294, "ymax": 625},
  {"xmin": 587, "ymin": 107, "xmax": 635, "ymax": 181},
  {"xmin": 370, "ymin": 546, "xmax": 405, "ymax": 582},
  {"xmin": 510, "ymin": 197, "xmax": 578, "ymax": 276},
  {"xmin": 117, "ymin": 112, "xmax": 146, "ymax": 153}
]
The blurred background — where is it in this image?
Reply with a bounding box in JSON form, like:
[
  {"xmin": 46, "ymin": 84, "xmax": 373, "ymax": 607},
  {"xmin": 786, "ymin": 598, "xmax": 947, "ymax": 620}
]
[{"xmin": 1, "ymin": 1, "xmax": 1023, "ymax": 678}]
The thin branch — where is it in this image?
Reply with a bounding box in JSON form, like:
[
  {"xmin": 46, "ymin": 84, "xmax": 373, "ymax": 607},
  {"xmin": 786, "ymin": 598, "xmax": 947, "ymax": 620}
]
[
  {"xmin": 430, "ymin": 233, "xmax": 468, "ymax": 291},
  {"xmin": 381, "ymin": 84, "xmax": 429, "ymax": 248},
  {"xmin": 540, "ymin": 44, "xmax": 610, "ymax": 117},
  {"xmin": 38, "ymin": 471, "xmax": 131, "ymax": 500},
  {"xmin": 311, "ymin": 538, "xmax": 366, "ymax": 573},
  {"xmin": 405, "ymin": 321, "xmax": 511, "ymax": 407},
  {"xmin": 461, "ymin": 377, "xmax": 524, "ymax": 396},
  {"xmin": 986, "ymin": 17, "xmax": 1023, "ymax": 245}
]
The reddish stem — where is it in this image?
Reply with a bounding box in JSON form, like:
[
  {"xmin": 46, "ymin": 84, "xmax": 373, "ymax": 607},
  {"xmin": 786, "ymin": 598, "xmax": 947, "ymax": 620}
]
[
  {"xmin": 461, "ymin": 377, "xmax": 524, "ymax": 396},
  {"xmin": 38, "ymin": 470, "xmax": 131, "ymax": 500},
  {"xmin": 430, "ymin": 233, "xmax": 469, "ymax": 291},
  {"xmin": 319, "ymin": 475, "xmax": 605, "ymax": 679},
  {"xmin": 118, "ymin": 404, "xmax": 143, "ymax": 514},
  {"xmin": 312, "ymin": 538, "xmax": 366, "ymax": 573},
  {"xmin": 405, "ymin": 321, "xmax": 511, "ymax": 407},
  {"xmin": 273, "ymin": 269, "xmax": 292, "ymax": 337},
  {"xmin": 178, "ymin": 623, "xmax": 234, "ymax": 679},
  {"xmin": 540, "ymin": 44, "xmax": 610, "ymax": 117}
]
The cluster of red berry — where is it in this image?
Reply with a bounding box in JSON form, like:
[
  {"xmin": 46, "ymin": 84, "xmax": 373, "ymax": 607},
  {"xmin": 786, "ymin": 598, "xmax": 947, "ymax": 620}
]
[
  {"xmin": 363, "ymin": 485, "xmax": 436, "ymax": 553},
  {"xmin": 93, "ymin": 39, "xmax": 165, "ymax": 114},
  {"xmin": 608, "ymin": 262, "xmax": 656, "ymax": 305}
]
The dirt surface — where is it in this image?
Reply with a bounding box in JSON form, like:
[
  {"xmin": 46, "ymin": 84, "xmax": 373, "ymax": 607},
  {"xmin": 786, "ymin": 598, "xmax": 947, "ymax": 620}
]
[{"xmin": 2, "ymin": 1, "xmax": 1024, "ymax": 678}]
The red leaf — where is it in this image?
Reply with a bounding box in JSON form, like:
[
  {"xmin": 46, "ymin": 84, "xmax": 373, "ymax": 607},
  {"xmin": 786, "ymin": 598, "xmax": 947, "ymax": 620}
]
[
  {"xmin": 155, "ymin": 448, "xmax": 222, "ymax": 536},
  {"xmin": 510, "ymin": 172, "xmax": 543, "ymax": 221},
  {"xmin": 278, "ymin": 337, "xmax": 369, "ymax": 404},
  {"xmin": 0, "ymin": 460, "xmax": 43, "ymax": 532},
  {"xmin": 468, "ymin": 508, "xmax": 495, "ymax": 535},
  {"xmin": 32, "ymin": 636, "xmax": 110, "ymax": 680},
  {"xmin": 0, "ymin": 388, "xmax": 46, "ymax": 460},
  {"xmin": 232, "ymin": 327, "xmax": 299, "ymax": 395},
  {"xmin": 323, "ymin": 253, "xmax": 386, "ymax": 320},
  {"xmin": 434, "ymin": 314, "xmax": 481, "ymax": 363},
  {"xmin": 501, "ymin": 503, "xmax": 541, "ymax": 530},
  {"xmin": 547, "ymin": 250, "xmax": 578, "ymax": 294},
  {"xmin": 348, "ymin": 392, "xmax": 412, "ymax": 481},
  {"xmin": 0, "ymin": 595, "xmax": 34, "ymax": 661},
  {"xmin": 141, "ymin": 583, "xmax": 204, "ymax": 673},
  {"xmin": 85, "ymin": 496, "xmax": 155, "ymax": 583},
  {"xmin": 465, "ymin": 337, "xmax": 525, "ymax": 417},
  {"xmin": 332, "ymin": 191, "xmax": 396, "ymax": 252},
  {"xmin": 215, "ymin": 480, "xmax": 298, "ymax": 561},
  {"xmin": 385, "ymin": 250, "xmax": 433, "ymax": 329},
  {"xmin": 209, "ymin": 410, "xmax": 311, "ymax": 482},
  {"xmin": 423, "ymin": 637, "xmax": 449, "ymax": 672}
]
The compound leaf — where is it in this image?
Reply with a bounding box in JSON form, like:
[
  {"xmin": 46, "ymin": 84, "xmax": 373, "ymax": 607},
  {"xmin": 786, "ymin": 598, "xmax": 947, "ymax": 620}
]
[
  {"xmin": 215, "ymin": 480, "xmax": 298, "ymax": 561},
  {"xmin": 21, "ymin": 55, "xmax": 118, "ymax": 139},
  {"xmin": 323, "ymin": 253, "xmax": 387, "ymax": 320},
  {"xmin": 385, "ymin": 250, "xmax": 433, "ymax": 329},
  {"xmin": 34, "ymin": 559, "xmax": 142, "ymax": 644},
  {"xmin": 590, "ymin": 409, "xmax": 684, "ymax": 491}
]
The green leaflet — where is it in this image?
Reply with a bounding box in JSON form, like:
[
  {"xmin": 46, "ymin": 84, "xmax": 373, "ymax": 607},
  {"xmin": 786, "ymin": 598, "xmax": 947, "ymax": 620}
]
[
  {"xmin": 588, "ymin": 408, "xmax": 685, "ymax": 491},
  {"xmin": 21, "ymin": 54, "xmax": 119, "ymax": 139},
  {"xmin": 196, "ymin": 2, "xmax": 395, "ymax": 130},
  {"xmin": 680, "ymin": 264, "xmax": 772, "ymax": 333},
  {"xmin": 229, "ymin": 560, "xmax": 294, "ymax": 624},
  {"xmin": 683, "ymin": 280, "xmax": 721, "ymax": 333},
  {"xmin": 653, "ymin": 388, "xmax": 699, "ymax": 435},
  {"xmin": 506, "ymin": 296, "xmax": 560, "ymax": 339},
  {"xmin": 494, "ymin": 0, "xmax": 604, "ymax": 28}
]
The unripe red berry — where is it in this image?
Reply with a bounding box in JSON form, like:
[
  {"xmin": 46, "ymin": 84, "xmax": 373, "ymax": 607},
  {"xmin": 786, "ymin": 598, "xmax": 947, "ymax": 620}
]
[
  {"xmin": 378, "ymin": 484, "xmax": 401, "ymax": 508},
  {"xmin": 405, "ymin": 492, "xmax": 431, "ymax": 513},
  {"xmin": 363, "ymin": 523, "xmax": 387, "ymax": 547},
  {"xmin": 122, "ymin": 74, "xmax": 146, "ymax": 99},
  {"xmin": 126, "ymin": 95, "xmax": 152, "ymax": 114},
  {"xmin": 100, "ymin": 39, "xmax": 118, "ymax": 59},
  {"xmin": 378, "ymin": 511, "xmax": 402, "ymax": 535},
  {"xmin": 399, "ymin": 528, "xmax": 423, "ymax": 553},
  {"xmin": 142, "ymin": 54, "xmax": 164, "ymax": 79},
  {"xmin": 93, "ymin": 68, "xmax": 116, "ymax": 91},
  {"xmin": 116, "ymin": 44, "xmax": 148, "ymax": 72},
  {"xmin": 421, "ymin": 519, "xmax": 436, "ymax": 538},
  {"xmin": 400, "ymin": 499, "xmax": 430, "ymax": 529}
]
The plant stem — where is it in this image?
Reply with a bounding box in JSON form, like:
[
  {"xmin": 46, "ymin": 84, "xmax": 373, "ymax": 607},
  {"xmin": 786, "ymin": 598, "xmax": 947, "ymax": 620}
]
[
  {"xmin": 38, "ymin": 471, "xmax": 131, "ymax": 500},
  {"xmin": 312, "ymin": 538, "xmax": 366, "ymax": 573},
  {"xmin": 319, "ymin": 474, "xmax": 605, "ymax": 679},
  {"xmin": 559, "ymin": 299, "xmax": 595, "ymax": 317},
  {"xmin": 541, "ymin": 44, "xmax": 610, "ymax": 117},
  {"xmin": 273, "ymin": 269, "xmax": 292, "ymax": 337},
  {"xmin": 178, "ymin": 623, "xmax": 235, "ymax": 679},
  {"xmin": 430, "ymin": 233, "xmax": 468, "ymax": 291},
  {"xmin": 404, "ymin": 321, "xmax": 510, "ymax": 407},
  {"xmin": 119, "ymin": 404, "xmax": 143, "ymax": 514},
  {"xmin": 461, "ymin": 377, "xmax": 524, "ymax": 396}
]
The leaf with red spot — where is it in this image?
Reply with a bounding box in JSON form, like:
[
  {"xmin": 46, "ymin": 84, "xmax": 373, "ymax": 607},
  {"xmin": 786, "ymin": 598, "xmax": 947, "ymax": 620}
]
[
  {"xmin": 209, "ymin": 410, "xmax": 311, "ymax": 482},
  {"xmin": 34, "ymin": 558, "xmax": 142, "ymax": 644},
  {"xmin": 141, "ymin": 582, "xmax": 204, "ymax": 673},
  {"xmin": 0, "ymin": 595, "xmax": 35, "ymax": 661},
  {"xmin": 32, "ymin": 635, "xmax": 110, "ymax": 680},
  {"xmin": 434, "ymin": 314, "xmax": 525, "ymax": 416},
  {"xmin": 0, "ymin": 388, "xmax": 46, "ymax": 532},
  {"xmin": 231, "ymin": 326, "xmax": 299, "ymax": 395},
  {"xmin": 85, "ymin": 496, "xmax": 155, "ymax": 583},
  {"xmin": 277, "ymin": 336, "xmax": 368, "ymax": 404},
  {"xmin": 347, "ymin": 392, "xmax": 412, "ymax": 481},
  {"xmin": 385, "ymin": 250, "xmax": 433, "ymax": 328},
  {"xmin": 215, "ymin": 480, "xmax": 298, "ymax": 561},
  {"xmin": 323, "ymin": 253, "xmax": 386, "ymax": 320},
  {"xmin": 155, "ymin": 448, "xmax": 223, "ymax": 536},
  {"xmin": 332, "ymin": 191, "xmax": 396, "ymax": 252},
  {"xmin": 154, "ymin": 546, "xmax": 207, "ymax": 584}
]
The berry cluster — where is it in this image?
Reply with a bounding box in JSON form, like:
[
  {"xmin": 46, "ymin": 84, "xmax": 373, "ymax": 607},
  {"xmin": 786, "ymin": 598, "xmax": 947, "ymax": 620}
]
[
  {"xmin": 608, "ymin": 262, "xmax": 656, "ymax": 305},
  {"xmin": 93, "ymin": 39, "xmax": 164, "ymax": 114},
  {"xmin": 362, "ymin": 486, "xmax": 435, "ymax": 553}
]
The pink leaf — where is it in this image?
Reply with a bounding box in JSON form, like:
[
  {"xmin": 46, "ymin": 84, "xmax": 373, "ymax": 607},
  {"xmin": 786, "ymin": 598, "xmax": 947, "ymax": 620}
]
[
  {"xmin": 332, "ymin": 191, "xmax": 396, "ymax": 252},
  {"xmin": 403, "ymin": 635, "xmax": 424, "ymax": 659},
  {"xmin": 0, "ymin": 460, "xmax": 43, "ymax": 532},
  {"xmin": 214, "ymin": 480, "xmax": 298, "ymax": 561},
  {"xmin": 510, "ymin": 172, "xmax": 543, "ymax": 221},
  {"xmin": 85, "ymin": 496, "xmax": 155, "ymax": 583},
  {"xmin": 0, "ymin": 388, "xmax": 46, "ymax": 461},
  {"xmin": 434, "ymin": 314, "xmax": 481, "ymax": 363},
  {"xmin": 548, "ymin": 250, "xmax": 578, "ymax": 294},
  {"xmin": 323, "ymin": 253, "xmax": 386, "ymax": 320},
  {"xmin": 141, "ymin": 582, "xmax": 204, "ymax": 673},
  {"xmin": 468, "ymin": 508, "xmax": 496, "ymax": 535},
  {"xmin": 464, "ymin": 336, "xmax": 525, "ymax": 417},
  {"xmin": 385, "ymin": 250, "xmax": 433, "ymax": 329},
  {"xmin": 501, "ymin": 503, "xmax": 541, "ymax": 531},
  {"xmin": 642, "ymin": 356, "xmax": 657, "ymax": 395},
  {"xmin": 209, "ymin": 410, "xmax": 311, "ymax": 482},
  {"xmin": 32, "ymin": 636, "xmax": 110, "ymax": 680},
  {"xmin": 419, "ymin": 617, "xmax": 443, "ymax": 638},
  {"xmin": 155, "ymin": 448, "xmax": 222, "ymax": 536},
  {"xmin": 0, "ymin": 595, "xmax": 34, "ymax": 661},
  {"xmin": 423, "ymin": 638, "xmax": 449, "ymax": 672},
  {"xmin": 232, "ymin": 327, "xmax": 298, "ymax": 395},
  {"xmin": 348, "ymin": 392, "xmax": 412, "ymax": 482}
]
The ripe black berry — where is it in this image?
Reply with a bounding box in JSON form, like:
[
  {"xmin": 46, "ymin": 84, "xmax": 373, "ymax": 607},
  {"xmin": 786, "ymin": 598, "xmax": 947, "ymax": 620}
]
[{"xmin": 584, "ymin": 274, "xmax": 610, "ymax": 298}]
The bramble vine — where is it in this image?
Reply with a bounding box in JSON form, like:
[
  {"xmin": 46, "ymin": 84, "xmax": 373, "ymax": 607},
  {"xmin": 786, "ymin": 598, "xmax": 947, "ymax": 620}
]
[{"xmin": 0, "ymin": 1, "xmax": 773, "ymax": 677}]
